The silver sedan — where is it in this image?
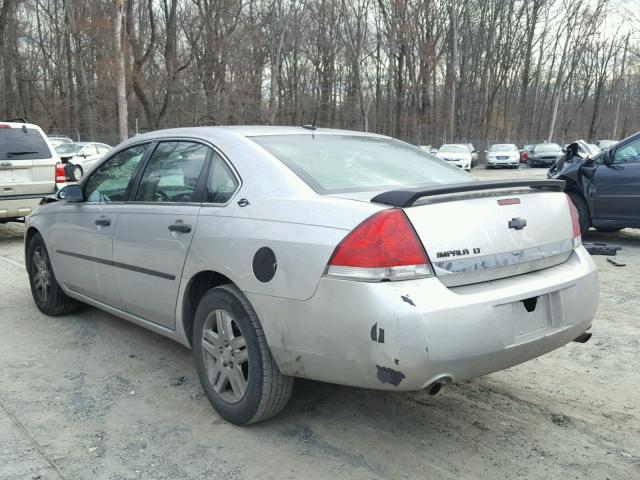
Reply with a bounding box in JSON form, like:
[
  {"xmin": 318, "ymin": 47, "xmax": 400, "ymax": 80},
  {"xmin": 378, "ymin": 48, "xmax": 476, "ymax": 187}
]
[{"xmin": 25, "ymin": 127, "xmax": 598, "ymax": 424}]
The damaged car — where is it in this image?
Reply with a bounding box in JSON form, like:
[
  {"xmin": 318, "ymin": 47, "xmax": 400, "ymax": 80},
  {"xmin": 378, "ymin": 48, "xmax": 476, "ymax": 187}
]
[
  {"xmin": 25, "ymin": 127, "xmax": 598, "ymax": 425},
  {"xmin": 548, "ymin": 134, "xmax": 640, "ymax": 234}
]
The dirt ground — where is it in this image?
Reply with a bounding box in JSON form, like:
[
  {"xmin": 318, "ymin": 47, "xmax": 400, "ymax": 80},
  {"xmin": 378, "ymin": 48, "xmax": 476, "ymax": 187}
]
[{"xmin": 1, "ymin": 166, "xmax": 639, "ymax": 480}]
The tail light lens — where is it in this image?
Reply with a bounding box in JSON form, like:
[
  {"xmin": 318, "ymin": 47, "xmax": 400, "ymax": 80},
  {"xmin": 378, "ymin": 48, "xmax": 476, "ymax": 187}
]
[
  {"xmin": 55, "ymin": 163, "xmax": 67, "ymax": 183},
  {"xmin": 326, "ymin": 209, "xmax": 432, "ymax": 281},
  {"xmin": 566, "ymin": 195, "xmax": 582, "ymax": 247}
]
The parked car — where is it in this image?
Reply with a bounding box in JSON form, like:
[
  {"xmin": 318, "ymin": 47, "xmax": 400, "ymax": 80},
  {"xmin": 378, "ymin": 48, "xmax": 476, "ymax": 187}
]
[
  {"xmin": 520, "ymin": 144, "xmax": 534, "ymax": 163},
  {"xmin": 0, "ymin": 121, "xmax": 59, "ymax": 223},
  {"xmin": 597, "ymin": 139, "xmax": 618, "ymax": 150},
  {"xmin": 435, "ymin": 144, "xmax": 473, "ymax": 171},
  {"xmin": 588, "ymin": 143, "xmax": 601, "ymax": 153},
  {"xmin": 48, "ymin": 135, "xmax": 73, "ymax": 149},
  {"xmin": 55, "ymin": 142, "xmax": 112, "ymax": 181},
  {"xmin": 549, "ymin": 132, "xmax": 640, "ymax": 234},
  {"xmin": 486, "ymin": 143, "xmax": 520, "ymax": 169},
  {"xmin": 467, "ymin": 143, "xmax": 479, "ymax": 167},
  {"xmin": 26, "ymin": 126, "xmax": 598, "ymax": 425},
  {"xmin": 528, "ymin": 143, "xmax": 563, "ymax": 167}
]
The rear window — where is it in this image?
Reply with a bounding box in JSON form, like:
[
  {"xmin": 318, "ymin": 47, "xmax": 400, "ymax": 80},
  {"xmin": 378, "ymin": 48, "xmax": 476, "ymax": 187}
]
[
  {"xmin": 0, "ymin": 127, "xmax": 52, "ymax": 160},
  {"xmin": 251, "ymin": 134, "xmax": 471, "ymax": 194}
]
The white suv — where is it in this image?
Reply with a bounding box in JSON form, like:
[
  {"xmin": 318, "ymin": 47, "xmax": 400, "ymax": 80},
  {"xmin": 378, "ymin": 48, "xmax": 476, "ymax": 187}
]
[{"xmin": 0, "ymin": 121, "xmax": 58, "ymax": 222}]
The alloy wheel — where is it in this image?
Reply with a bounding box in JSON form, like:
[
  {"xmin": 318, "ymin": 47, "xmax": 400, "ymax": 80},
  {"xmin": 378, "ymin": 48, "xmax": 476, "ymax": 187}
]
[
  {"xmin": 32, "ymin": 246, "xmax": 51, "ymax": 303},
  {"xmin": 201, "ymin": 309, "xmax": 249, "ymax": 404},
  {"xmin": 73, "ymin": 165, "xmax": 83, "ymax": 181}
]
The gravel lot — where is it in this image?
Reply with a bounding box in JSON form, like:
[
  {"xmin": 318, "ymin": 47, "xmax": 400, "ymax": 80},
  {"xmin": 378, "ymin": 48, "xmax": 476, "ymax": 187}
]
[{"xmin": 1, "ymin": 166, "xmax": 638, "ymax": 480}]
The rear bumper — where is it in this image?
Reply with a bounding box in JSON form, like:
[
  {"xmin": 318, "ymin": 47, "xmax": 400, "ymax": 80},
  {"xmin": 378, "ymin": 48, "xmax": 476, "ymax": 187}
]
[
  {"xmin": 0, "ymin": 196, "xmax": 43, "ymax": 219},
  {"xmin": 248, "ymin": 246, "xmax": 598, "ymax": 391}
]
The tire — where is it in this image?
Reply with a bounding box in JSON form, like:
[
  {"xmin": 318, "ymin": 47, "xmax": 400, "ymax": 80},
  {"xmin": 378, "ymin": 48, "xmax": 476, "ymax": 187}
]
[
  {"xmin": 193, "ymin": 284, "xmax": 294, "ymax": 425},
  {"xmin": 72, "ymin": 164, "xmax": 83, "ymax": 181},
  {"xmin": 567, "ymin": 192, "xmax": 590, "ymax": 236},
  {"xmin": 27, "ymin": 232, "xmax": 78, "ymax": 316}
]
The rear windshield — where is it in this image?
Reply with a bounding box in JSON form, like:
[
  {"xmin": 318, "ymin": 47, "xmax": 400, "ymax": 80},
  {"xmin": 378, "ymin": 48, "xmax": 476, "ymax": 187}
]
[
  {"xmin": 251, "ymin": 134, "xmax": 471, "ymax": 194},
  {"xmin": 0, "ymin": 127, "xmax": 52, "ymax": 160}
]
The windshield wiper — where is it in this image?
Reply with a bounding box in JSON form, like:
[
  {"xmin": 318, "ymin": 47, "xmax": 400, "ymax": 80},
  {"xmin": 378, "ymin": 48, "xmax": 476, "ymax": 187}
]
[{"xmin": 7, "ymin": 151, "xmax": 38, "ymax": 157}]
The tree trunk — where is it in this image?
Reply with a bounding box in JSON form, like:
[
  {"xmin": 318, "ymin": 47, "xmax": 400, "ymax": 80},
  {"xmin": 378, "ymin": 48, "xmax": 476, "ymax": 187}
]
[{"xmin": 114, "ymin": 0, "xmax": 128, "ymax": 142}]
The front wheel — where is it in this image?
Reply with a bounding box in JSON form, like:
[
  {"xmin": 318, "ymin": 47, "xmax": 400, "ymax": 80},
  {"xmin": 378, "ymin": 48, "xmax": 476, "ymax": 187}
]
[
  {"xmin": 72, "ymin": 164, "xmax": 83, "ymax": 181},
  {"xmin": 193, "ymin": 285, "xmax": 294, "ymax": 425},
  {"xmin": 567, "ymin": 192, "xmax": 590, "ymax": 236},
  {"xmin": 27, "ymin": 232, "xmax": 78, "ymax": 316}
]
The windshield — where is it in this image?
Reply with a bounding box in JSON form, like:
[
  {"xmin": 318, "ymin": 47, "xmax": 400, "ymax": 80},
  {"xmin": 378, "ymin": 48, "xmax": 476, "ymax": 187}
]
[
  {"xmin": 251, "ymin": 135, "xmax": 472, "ymax": 194},
  {"xmin": 55, "ymin": 143, "xmax": 82, "ymax": 155},
  {"xmin": 438, "ymin": 145, "xmax": 468, "ymax": 153},
  {"xmin": 534, "ymin": 143, "xmax": 562, "ymax": 153},
  {"xmin": 489, "ymin": 144, "xmax": 517, "ymax": 152}
]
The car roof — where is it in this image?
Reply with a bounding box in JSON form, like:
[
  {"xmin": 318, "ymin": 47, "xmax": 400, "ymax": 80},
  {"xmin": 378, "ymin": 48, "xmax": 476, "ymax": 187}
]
[
  {"xmin": 128, "ymin": 126, "xmax": 389, "ymax": 143},
  {"xmin": 0, "ymin": 121, "xmax": 44, "ymax": 130}
]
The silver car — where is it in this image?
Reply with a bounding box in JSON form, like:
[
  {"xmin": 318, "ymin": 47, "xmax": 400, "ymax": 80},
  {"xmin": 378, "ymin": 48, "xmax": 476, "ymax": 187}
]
[{"xmin": 25, "ymin": 127, "xmax": 599, "ymax": 425}]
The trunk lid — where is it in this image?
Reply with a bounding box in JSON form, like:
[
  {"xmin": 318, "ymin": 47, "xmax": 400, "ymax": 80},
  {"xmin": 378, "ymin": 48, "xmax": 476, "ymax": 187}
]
[
  {"xmin": 403, "ymin": 190, "xmax": 574, "ymax": 286},
  {"xmin": 0, "ymin": 124, "xmax": 56, "ymax": 197}
]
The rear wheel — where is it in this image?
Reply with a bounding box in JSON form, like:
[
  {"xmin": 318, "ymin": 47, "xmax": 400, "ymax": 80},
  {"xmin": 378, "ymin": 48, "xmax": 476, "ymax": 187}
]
[
  {"xmin": 193, "ymin": 284, "xmax": 293, "ymax": 425},
  {"xmin": 567, "ymin": 192, "xmax": 590, "ymax": 236},
  {"xmin": 27, "ymin": 233, "xmax": 78, "ymax": 316}
]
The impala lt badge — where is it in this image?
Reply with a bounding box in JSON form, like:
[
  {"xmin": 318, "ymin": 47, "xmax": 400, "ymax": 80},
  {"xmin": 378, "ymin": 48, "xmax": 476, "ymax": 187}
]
[{"xmin": 508, "ymin": 217, "xmax": 527, "ymax": 230}]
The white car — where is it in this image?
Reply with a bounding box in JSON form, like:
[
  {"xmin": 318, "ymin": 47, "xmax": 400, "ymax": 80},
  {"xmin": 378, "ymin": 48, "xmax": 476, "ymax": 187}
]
[
  {"xmin": 54, "ymin": 142, "xmax": 112, "ymax": 181},
  {"xmin": 0, "ymin": 121, "xmax": 58, "ymax": 222},
  {"xmin": 486, "ymin": 144, "xmax": 520, "ymax": 169},
  {"xmin": 47, "ymin": 135, "xmax": 73, "ymax": 149},
  {"xmin": 436, "ymin": 144, "xmax": 473, "ymax": 171}
]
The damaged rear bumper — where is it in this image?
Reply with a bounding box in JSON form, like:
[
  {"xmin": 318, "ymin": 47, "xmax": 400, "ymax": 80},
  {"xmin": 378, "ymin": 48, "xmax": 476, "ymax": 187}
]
[{"xmin": 246, "ymin": 246, "xmax": 598, "ymax": 391}]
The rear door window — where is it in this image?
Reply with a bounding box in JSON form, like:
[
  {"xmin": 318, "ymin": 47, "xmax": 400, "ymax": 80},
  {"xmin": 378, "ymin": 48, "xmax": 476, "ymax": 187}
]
[{"xmin": 0, "ymin": 127, "xmax": 52, "ymax": 160}]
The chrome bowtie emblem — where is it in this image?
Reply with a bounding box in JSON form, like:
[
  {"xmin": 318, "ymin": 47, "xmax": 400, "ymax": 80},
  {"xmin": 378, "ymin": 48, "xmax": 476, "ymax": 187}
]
[{"xmin": 508, "ymin": 217, "xmax": 527, "ymax": 230}]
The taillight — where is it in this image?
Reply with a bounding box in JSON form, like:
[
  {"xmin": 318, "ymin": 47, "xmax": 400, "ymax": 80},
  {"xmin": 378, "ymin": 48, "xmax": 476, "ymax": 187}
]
[
  {"xmin": 326, "ymin": 209, "xmax": 432, "ymax": 281},
  {"xmin": 0, "ymin": 124, "xmax": 10, "ymax": 129},
  {"xmin": 55, "ymin": 163, "xmax": 67, "ymax": 183},
  {"xmin": 566, "ymin": 195, "xmax": 582, "ymax": 247}
]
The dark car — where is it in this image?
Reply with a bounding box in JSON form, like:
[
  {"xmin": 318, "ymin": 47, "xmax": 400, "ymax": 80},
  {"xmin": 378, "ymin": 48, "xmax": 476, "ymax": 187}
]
[
  {"xmin": 528, "ymin": 143, "xmax": 563, "ymax": 167},
  {"xmin": 548, "ymin": 132, "xmax": 640, "ymax": 234}
]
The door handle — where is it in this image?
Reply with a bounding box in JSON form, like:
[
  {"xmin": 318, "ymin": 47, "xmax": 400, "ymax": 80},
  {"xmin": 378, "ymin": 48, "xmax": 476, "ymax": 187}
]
[
  {"xmin": 95, "ymin": 218, "xmax": 111, "ymax": 227},
  {"xmin": 168, "ymin": 223, "xmax": 192, "ymax": 233}
]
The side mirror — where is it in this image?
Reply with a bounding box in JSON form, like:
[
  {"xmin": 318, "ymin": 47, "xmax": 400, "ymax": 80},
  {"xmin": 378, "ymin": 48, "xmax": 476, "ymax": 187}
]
[
  {"xmin": 603, "ymin": 150, "xmax": 614, "ymax": 165},
  {"xmin": 57, "ymin": 184, "xmax": 83, "ymax": 202}
]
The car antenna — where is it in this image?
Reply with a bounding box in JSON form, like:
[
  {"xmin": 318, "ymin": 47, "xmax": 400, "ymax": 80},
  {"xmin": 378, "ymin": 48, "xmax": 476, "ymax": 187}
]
[{"xmin": 302, "ymin": 112, "xmax": 318, "ymax": 131}]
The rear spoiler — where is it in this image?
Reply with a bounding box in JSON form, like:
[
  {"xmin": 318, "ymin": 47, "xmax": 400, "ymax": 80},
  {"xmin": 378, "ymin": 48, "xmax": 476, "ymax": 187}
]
[{"xmin": 371, "ymin": 180, "xmax": 566, "ymax": 208}]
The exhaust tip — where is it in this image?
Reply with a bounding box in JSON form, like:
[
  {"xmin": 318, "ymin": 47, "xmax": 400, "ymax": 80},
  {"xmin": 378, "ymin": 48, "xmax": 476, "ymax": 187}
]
[
  {"xmin": 428, "ymin": 383, "xmax": 442, "ymax": 396},
  {"xmin": 426, "ymin": 376, "xmax": 453, "ymax": 396},
  {"xmin": 573, "ymin": 331, "xmax": 592, "ymax": 344}
]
